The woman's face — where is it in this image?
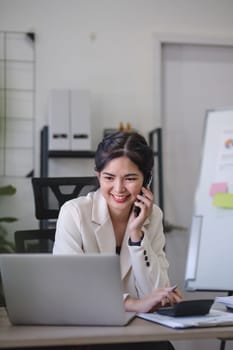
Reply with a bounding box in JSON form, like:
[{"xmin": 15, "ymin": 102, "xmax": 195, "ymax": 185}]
[{"xmin": 97, "ymin": 156, "xmax": 144, "ymax": 215}]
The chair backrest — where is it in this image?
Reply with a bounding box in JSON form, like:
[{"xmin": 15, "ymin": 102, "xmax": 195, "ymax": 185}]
[
  {"xmin": 15, "ymin": 229, "xmax": 55, "ymax": 253},
  {"xmin": 15, "ymin": 177, "xmax": 98, "ymax": 253},
  {"xmin": 31, "ymin": 176, "xmax": 99, "ymax": 220}
]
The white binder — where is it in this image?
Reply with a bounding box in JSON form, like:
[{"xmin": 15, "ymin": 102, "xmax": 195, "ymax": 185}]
[
  {"xmin": 71, "ymin": 90, "xmax": 91, "ymax": 150},
  {"xmin": 48, "ymin": 89, "xmax": 70, "ymax": 150},
  {"xmin": 48, "ymin": 89, "xmax": 91, "ymax": 151}
]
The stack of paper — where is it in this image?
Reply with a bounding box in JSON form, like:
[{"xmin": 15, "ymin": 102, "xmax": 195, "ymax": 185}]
[
  {"xmin": 137, "ymin": 309, "xmax": 233, "ymax": 329},
  {"xmin": 215, "ymin": 296, "xmax": 233, "ymax": 311}
]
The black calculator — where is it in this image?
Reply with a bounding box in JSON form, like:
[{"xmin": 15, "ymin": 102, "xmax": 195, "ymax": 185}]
[{"xmin": 157, "ymin": 299, "xmax": 214, "ymax": 317}]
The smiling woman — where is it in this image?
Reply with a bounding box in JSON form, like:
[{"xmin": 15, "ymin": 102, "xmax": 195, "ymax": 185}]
[
  {"xmin": 96, "ymin": 156, "xmax": 145, "ymax": 248},
  {"xmin": 53, "ymin": 131, "xmax": 182, "ymax": 350},
  {"xmin": 98, "ymin": 157, "xmax": 143, "ymax": 216}
]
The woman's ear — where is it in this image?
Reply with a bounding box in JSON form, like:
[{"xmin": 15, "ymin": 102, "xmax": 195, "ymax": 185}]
[{"xmin": 96, "ymin": 171, "xmax": 100, "ymax": 180}]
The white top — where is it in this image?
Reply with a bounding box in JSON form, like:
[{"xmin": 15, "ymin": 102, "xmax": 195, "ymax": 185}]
[{"xmin": 53, "ymin": 189, "xmax": 170, "ymax": 298}]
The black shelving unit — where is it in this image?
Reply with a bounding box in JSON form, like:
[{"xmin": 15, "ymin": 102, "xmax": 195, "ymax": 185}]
[
  {"xmin": 40, "ymin": 125, "xmax": 164, "ymax": 212},
  {"xmin": 148, "ymin": 128, "xmax": 164, "ymax": 213},
  {"xmin": 40, "ymin": 126, "xmax": 95, "ymax": 177}
]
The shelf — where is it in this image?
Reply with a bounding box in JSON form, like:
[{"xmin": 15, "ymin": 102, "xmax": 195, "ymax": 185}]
[
  {"xmin": 0, "ymin": 88, "xmax": 35, "ymax": 92},
  {"xmin": 40, "ymin": 126, "xmax": 95, "ymax": 177},
  {"xmin": 0, "ymin": 58, "xmax": 34, "ymax": 63},
  {"xmin": 40, "ymin": 126, "xmax": 164, "ymax": 214},
  {"xmin": 48, "ymin": 150, "xmax": 95, "ymax": 158}
]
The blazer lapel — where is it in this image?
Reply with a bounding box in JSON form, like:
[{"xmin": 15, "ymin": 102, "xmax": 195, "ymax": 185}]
[
  {"xmin": 92, "ymin": 190, "xmax": 116, "ymax": 253},
  {"xmin": 95, "ymin": 220, "xmax": 116, "ymax": 253},
  {"xmin": 91, "ymin": 190, "xmax": 151, "ymax": 279}
]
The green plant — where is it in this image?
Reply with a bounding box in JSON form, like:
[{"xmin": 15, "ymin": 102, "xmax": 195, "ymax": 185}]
[
  {"xmin": 0, "ymin": 185, "xmax": 17, "ymax": 306},
  {"xmin": 0, "ymin": 185, "xmax": 17, "ymax": 252}
]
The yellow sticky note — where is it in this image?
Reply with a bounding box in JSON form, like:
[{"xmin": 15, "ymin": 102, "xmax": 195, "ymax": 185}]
[{"xmin": 213, "ymin": 193, "xmax": 233, "ymax": 208}]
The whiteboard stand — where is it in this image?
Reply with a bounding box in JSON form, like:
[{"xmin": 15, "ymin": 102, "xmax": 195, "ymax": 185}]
[{"xmin": 184, "ymin": 109, "xmax": 233, "ymax": 350}]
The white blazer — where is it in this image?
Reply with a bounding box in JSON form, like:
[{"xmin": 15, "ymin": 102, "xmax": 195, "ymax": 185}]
[{"xmin": 53, "ymin": 189, "xmax": 170, "ymax": 298}]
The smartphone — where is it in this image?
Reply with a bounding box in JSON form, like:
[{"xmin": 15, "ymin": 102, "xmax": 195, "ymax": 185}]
[{"xmin": 134, "ymin": 175, "xmax": 153, "ymax": 217}]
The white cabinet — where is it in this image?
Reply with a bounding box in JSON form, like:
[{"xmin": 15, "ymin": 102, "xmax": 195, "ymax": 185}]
[{"xmin": 48, "ymin": 89, "xmax": 91, "ymax": 151}]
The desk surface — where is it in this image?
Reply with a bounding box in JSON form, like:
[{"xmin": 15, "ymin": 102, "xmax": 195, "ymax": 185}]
[{"xmin": 1, "ymin": 307, "xmax": 233, "ymax": 348}]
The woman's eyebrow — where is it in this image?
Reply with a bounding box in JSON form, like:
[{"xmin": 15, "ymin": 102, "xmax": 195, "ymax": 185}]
[
  {"xmin": 102, "ymin": 172, "xmax": 139, "ymax": 177},
  {"xmin": 125, "ymin": 173, "xmax": 139, "ymax": 177},
  {"xmin": 102, "ymin": 172, "xmax": 115, "ymax": 176}
]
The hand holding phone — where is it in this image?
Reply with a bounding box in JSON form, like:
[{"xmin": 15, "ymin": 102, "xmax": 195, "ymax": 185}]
[{"xmin": 134, "ymin": 175, "xmax": 153, "ymax": 217}]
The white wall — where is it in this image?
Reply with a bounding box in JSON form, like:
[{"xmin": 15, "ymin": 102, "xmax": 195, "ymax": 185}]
[
  {"xmin": 0, "ymin": 0, "xmax": 232, "ymax": 233},
  {"xmin": 0, "ymin": 1, "xmax": 232, "ymax": 232},
  {"xmin": 1, "ymin": 0, "xmax": 233, "ymax": 171}
]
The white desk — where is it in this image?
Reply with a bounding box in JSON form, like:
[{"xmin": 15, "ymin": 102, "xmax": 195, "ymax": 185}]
[{"xmin": 1, "ymin": 308, "xmax": 233, "ymax": 348}]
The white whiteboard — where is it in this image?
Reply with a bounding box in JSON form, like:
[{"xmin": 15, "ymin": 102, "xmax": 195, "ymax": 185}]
[{"xmin": 185, "ymin": 109, "xmax": 233, "ymax": 291}]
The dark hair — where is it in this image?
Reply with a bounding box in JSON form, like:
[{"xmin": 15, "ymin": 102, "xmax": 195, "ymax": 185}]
[{"xmin": 95, "ymin": 131, "xmax": 154, "ymax": 182}]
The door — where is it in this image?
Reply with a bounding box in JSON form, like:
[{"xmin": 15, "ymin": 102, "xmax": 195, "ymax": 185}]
[
  {"xmin": 160, "ymin": 40, "xmax": 233, "ymax": 294},
  {"xmin": 159, "ymin": 35, "xmax": 233, "ymax": 350}
]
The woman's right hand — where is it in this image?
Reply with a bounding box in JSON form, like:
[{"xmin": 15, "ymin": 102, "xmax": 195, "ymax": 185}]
[{"xmin": 124, "ymin": 286, "xmax": 183, "ymax": 313}]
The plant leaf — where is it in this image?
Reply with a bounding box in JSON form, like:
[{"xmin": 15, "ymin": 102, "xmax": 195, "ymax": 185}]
[
  {"xmin": 0, "ymin": 217, "xmax": 18, "ymax": 222},
  {"xmin": 0, "ymin": 185, "xmax": 16, "ymax": 196}
]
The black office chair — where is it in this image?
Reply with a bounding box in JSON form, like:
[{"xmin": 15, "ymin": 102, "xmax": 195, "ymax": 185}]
[
  {"xmin": 32, "ymin": 176, "xmax": 98, "ymax": 223},
  {"xmin": 15, "ymin": 176, "xmax": 99, "ymax": 253},
  {"xmin": 14, "ymin": 229, "xmax": 56, "ymax": 253}
]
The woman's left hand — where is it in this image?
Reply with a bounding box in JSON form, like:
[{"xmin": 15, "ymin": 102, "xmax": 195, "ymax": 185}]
[{"xmin": 128, "ymin": 187, "xmax": 154, "ymax": 241}]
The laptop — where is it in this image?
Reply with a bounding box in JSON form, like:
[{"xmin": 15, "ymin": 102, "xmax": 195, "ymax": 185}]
[{"xmin": 0, "ymin": 253, "xmax": 135, "ymax": 326}]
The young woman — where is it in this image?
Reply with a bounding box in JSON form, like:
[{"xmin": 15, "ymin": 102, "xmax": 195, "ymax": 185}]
[{"xmin": 53, "ymin": 131, "xmax": 182, "ymax": 315}]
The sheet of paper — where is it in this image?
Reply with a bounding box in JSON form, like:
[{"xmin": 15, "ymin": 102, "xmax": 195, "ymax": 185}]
[
  {"xmin": 137, "ymin": 309, "xmax": 233, "ymax": 329},
  {"xmin": 215, "ymin": 296, "xmax": 233, "ymax": 308},
  {"xmin": 214, "ymin": 131, "xmax": 233, "ymax": 183}
]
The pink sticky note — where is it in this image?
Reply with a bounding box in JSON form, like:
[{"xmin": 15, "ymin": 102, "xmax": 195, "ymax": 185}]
[{"xmin": 209, "ymin": 182, "xmax": 228, "ymax": 197}]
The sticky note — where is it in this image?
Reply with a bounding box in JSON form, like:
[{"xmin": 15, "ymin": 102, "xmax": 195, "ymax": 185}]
[
  {"xmin": 209, "ymin": 182, "xmax": 228, "ymax": 197},
  {"xmin": 213, "ymin": 193, "xmax": 233, "ymax": 209}
]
